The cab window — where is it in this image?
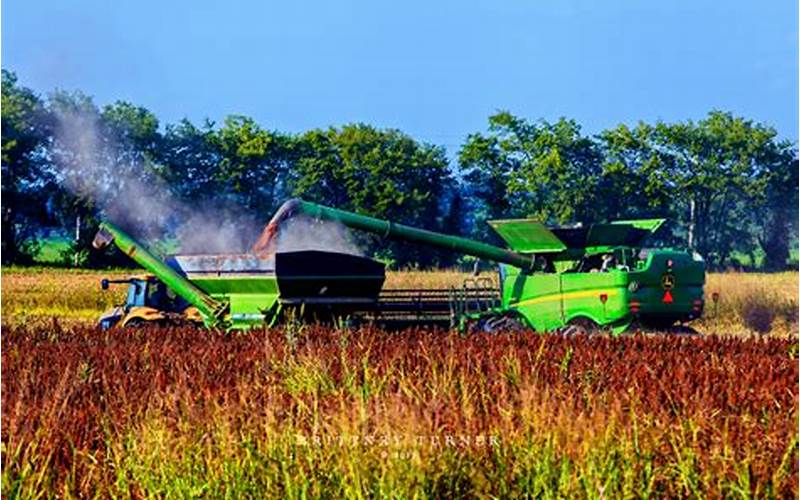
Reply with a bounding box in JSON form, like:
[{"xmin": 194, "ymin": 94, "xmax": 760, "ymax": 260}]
[
  {"xmin": 146, "ymin": 282, "xmax": 169, "ymax": 308},
  {"xmin": 126, "ymin": 282, "xmax": 146, "ymax": 307}
]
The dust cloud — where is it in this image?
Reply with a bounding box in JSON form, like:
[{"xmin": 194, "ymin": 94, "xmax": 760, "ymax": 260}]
[
  {"xmin": 52, "ymin": 109, "xmax": 362, "ymax": 257},
  {"xmin": 274, "ymin": 215, "xmax": 362, "ymax": 256},
  {"xmin": 52, "ymin": 107, "xmax": 258, "ymax": 253}
]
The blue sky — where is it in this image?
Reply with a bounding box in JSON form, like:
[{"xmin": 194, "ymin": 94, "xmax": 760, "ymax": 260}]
[{"xmin": 3, "ymin": 0, "xmax": 797, "ymax": 151}]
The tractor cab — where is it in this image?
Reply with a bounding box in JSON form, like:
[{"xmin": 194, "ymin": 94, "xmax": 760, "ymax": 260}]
[{"xmin": 98, "ymin": 275, "xmax": 192, "ymax": 329}]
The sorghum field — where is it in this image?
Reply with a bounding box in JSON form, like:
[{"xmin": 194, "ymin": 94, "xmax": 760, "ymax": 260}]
[{"xmin": 2, "ymin": 268, "xmax": 798, "ymax": 498}]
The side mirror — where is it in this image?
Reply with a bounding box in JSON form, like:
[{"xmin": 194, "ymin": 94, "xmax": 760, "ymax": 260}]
[{"xmin": 101, "ymin": 279, "xmax": 109, "ymax": 290}]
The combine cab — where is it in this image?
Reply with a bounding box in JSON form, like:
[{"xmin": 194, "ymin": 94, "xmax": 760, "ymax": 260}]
[{"xmin": 486, "ymin": 219, "xmax": 705, "ymax": 334}]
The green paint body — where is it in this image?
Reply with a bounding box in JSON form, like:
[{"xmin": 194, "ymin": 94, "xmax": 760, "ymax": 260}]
[
  {"xmin": 279, "ymin": 199, "xmax": 706, "ymax": 334},
  {"xmin": 498, "ymin": 250, "xmax": 705, "ymax": 333},
  {"xmin": 189, "ymin": 275, "xmax": 281, "ymax": 328},
  {"xmin": 97, "ymin": 200, "xmax": 705, "ymax": 334}
]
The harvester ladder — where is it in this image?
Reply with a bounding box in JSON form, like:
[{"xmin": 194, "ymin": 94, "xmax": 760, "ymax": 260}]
[{"xmin": 449, "ymin": 277, "xmax": 500, "ymax": 328}]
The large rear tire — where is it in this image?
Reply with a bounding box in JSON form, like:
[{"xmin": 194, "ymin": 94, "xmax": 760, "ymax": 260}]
[
  {"xmin": 560, "ymin": 317, "xmax": 599, "ymax": 337},
  {"xmin": 468, "ymin": 314, "xmax": 529, "ymax": 334}
]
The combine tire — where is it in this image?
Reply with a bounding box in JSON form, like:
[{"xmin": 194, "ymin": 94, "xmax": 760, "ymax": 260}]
[
  {"xmin": 666, "ymin": 324, "xmax": 701, "ymax": 336},
  {"xmin": 560, "ymin": 317, "xmax": 599, "ymax": 337},
  {"xmin": 635, "ymin": 320, "xmax": 701, "ymax": 336},
  {"xmin": 469, "ymin": 314, "xmax": 529, "ymax": 334}
]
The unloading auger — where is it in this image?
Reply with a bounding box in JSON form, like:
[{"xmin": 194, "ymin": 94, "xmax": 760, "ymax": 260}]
[{"xmin": 255, "ymin": 199, "xmax": 707, "ymax": 334}]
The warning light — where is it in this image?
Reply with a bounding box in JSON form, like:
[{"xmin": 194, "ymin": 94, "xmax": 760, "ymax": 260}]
[
  {"xmin": 667, "ymin": 259, "xmax": 673, "ymax": 267},
  {"xmin": 599, "ymin": 293, "xmax": 608, "ymax": 304},
  {"xmin": 711, "ymin": 292, "xmax": 720, "ymax": 303},
  {"xmin": 662, "ymin": 290, "xmax": 674, "ymax": 303}
]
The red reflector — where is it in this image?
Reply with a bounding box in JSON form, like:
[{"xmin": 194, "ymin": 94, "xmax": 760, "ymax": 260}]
[
  {"xmin": 662, "ymin": 290, "xmax": 673, "ymax": 304},
  {"xmin": 599, "ymin": 293, "xmax": 608, "ymax": 304}
]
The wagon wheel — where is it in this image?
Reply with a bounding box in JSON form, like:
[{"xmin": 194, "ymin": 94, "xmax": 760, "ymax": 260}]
[{"xmin": 561, "ymin": 317, "xmax": 599, "ymax": 337}]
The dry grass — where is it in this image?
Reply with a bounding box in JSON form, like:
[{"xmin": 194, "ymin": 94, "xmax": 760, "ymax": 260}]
[
  {"xmin": 1, "ymin": 267, "xmax": 797, "ymax": 336},
  {"xmin": 1, "ymin": 267, "xmax": 128, "ymax": 325},
  {"xmin": 699, "ymin": 272, "xmax": 798, "ymax": 337}
]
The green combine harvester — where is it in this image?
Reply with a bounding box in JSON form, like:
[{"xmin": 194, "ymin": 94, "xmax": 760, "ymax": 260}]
[{"xmin": 94, "ymin": 198, "xmax": 705, "ymax": 334}]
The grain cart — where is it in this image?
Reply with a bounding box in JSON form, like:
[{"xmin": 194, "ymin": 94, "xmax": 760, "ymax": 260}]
[
  {"xmin": 260, "ymin": 199, "xmax": 706, "ymax": 334},
  {"xmin": 93, "ymin": 222, "xmax": 385, "ymax": 329}
]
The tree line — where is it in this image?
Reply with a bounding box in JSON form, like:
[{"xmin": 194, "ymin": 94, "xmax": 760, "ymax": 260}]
[{"xmin": 2, "ymin": 70, "xmax": 797, "ymax": 270}]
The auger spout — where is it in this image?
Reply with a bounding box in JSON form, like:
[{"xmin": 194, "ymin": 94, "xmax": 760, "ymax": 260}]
[{"xmin": 254, "ymin": 198, "xmax": 535, "ymax": 271}]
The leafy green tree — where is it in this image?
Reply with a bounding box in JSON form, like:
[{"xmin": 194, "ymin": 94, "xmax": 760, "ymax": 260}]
[
  {"xmin": 159, "ymin": 118, "xmax": 223, "ymax": 201},
  {"xmin": 459, "ymin": 112, "xmax": 603, "ymax": 242},
  {"xmin": 597, "ymin": 123, "xmax": 674, "ymax": 220},
  {"xmin": 46, "ymin": 90, "xmax": 108, "ymax": 222},
  {"xmin": 213, "ymin": 115, "xmax": 295, "ymax": 220},
  {"xmin": 46, "ymin": 94, "xmax": 166, "ymax": 266},
  {"xmin": 1, "ymin": 70, "xmax": 52, "ymax": 263},
  {"xmin": 458, "ymin": 129, "xmax": 515, "ymax": 243},
  {"xmin": 292, "ymin": 124, "xmax": 453, "ymax": 266},
  {"xmin": 752, "ymin": 147, "xmax": 798, "ymax": 271},
  {"xmin": 599, "ymin": 112, "xmax": 797, "ymax": 268},
  {"xmin": 3, "ymin": 68, "xmax": 795, "ymax": 271},
  {"xmin": 101, "ymin": 101, "xmax": 161, "ymax": 166},
  {"xmin": 649, "ymin": 111, "xmax": 793, "ymax": 266}
]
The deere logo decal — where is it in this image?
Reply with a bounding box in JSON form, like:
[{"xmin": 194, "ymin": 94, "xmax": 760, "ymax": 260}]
[{"xmin": 661, "ymin": 274, "xmax": 675, "ymax": 290}]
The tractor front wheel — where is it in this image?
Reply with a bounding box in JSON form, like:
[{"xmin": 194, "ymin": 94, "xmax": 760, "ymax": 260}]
[
  {"xmin": 124, "ymin": 318, "xmax": 147, "ymax": 328},
  {"xmin": 124, "ymin": 318, "xmax": 162, "ymax": 329}
]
